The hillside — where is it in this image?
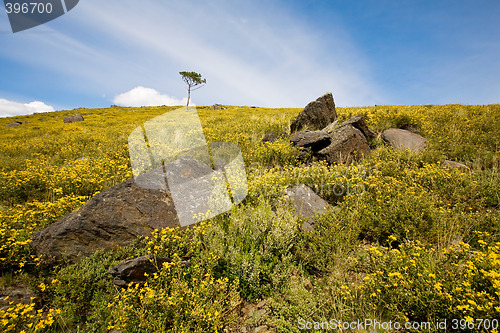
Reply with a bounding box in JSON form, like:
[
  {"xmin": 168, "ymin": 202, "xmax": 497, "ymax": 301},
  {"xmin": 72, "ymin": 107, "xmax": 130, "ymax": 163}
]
[{"xmin": 0, "ymin": 104, "xmax": 499, "ymax": 332}]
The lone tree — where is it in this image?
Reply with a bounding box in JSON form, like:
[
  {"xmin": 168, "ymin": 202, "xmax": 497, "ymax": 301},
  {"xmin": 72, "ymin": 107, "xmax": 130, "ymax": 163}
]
[{"xmin": 179, "ymin": 71, "xmax": 206, "ymax": 108}]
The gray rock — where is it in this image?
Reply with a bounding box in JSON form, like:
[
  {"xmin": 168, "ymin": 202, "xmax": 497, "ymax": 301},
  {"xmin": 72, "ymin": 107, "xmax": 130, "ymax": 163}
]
[
  {"xmin": 262, "ymin": 132, "xmax": 278, "ymax": 143},
  {"xmin": 107, "ymin": 255, "xmax": 172, "ymax": 286},
  {"xmin": 63, "ymin": 114, "xmax": 84, "ymax": 123},
  {"xmin": 213, "ymin": 104, "xmax": 223, "ymax": 110},
  {"xmin": 318, "ymin": 125, "xmax": 370, "ymax": 164},
  {"xmin": 30, "ymin": 156, "xmax": 232, "ymax": 262},
  {"xmin": 30, "ymin": 173, "xmax": 180, "ymax": 262},
  {"xmin": 290, "ymin": 92, "xmax": 337, "ymax": 132},
  {"xmin": 285, "ymin": 184, "xmax": 330, "ymax": 230},
  {"xmin": 442, "ymin": 160, "xmax": 470, "ymax": 171},
  {"xmin": 290, "ymin": 130, "xmax": 331, "ymax": 152},
  {"xmin": 0, "ymin": 286, "xmax": 38, "ymax": 310},
  {"xmin": 382, "ymin": 128, "xmax": 427, "ymax": 151},
  {"xmin": 5, "ymin": 121, "xmax": 23, "ymax": 127},
  {"xmin": 322, "ymin": 120, "xmax": 339, "ymax": 133},
  {"xmin": 337, "ymin": 115, "xmax": 376, "ymax": 140}
]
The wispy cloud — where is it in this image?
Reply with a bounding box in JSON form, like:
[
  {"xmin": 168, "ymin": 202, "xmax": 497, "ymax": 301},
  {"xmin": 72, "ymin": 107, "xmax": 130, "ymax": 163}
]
[
  {"xmin": 0, "ymin": 98, "xmax": 54, "ymax": 118},
  {"xmin": 0, "ymin": 0, "xmax": 385, "ymax": 109},
  {"xmin": 53, "ymin": 0, "xmax": 385, "ymax": 107}
]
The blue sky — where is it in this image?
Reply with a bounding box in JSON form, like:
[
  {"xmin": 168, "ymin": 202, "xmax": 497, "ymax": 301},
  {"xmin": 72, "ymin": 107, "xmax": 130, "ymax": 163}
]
[{"xmin": 1, "ymin": 0, "xmax": 499, "ymax": 117}]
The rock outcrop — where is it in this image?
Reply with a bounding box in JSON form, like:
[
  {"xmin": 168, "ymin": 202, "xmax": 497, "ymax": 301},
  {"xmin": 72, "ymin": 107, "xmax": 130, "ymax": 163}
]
[
  {"xmin": 336, "ymin": 115, "xmax": 376, "ymax": 141},
  {"xmin": 30, "ymin": 172, "xmax": 180, "ymax": 262},
  {"xmin": 289, "ymin": 131, "xmax": 331, "ymax": 152},
  {"xmin": 382, "ymin": 128, "xmax": 427, "ymax": 152},
  {"xmin": 317, "ymin": 125, "xmax": 370, "ymax": 164},
  {"xmin": 290, "ymin": 92, "xmax": 337, "ymax": 132},
  {"xmin": 63, "ymin": 114, "xmax": 84, "ymax": 123},
  {"xmin": 290, "ymin": 114, "xmax": 375, "ymax": 165}
]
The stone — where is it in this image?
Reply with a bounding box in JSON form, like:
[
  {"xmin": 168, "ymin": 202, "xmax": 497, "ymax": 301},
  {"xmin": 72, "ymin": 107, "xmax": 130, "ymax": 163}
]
[
  {"xmin": 5, "ymin": 121, "xmax": 23, "ymax": 127},
  {"xmin": 322, "ymin": 120, "xmax": 339, "ymax": 133},
  {"xmin": 0, "ymin": 286, "xmax": 38, "ymax": 310},
  {"xmin": 442, "ymin": 160, "xmax": 470, "ymax": 171},
  {"xmin": 285, "ymin": 184, "xmax": 330, "ymax": 230},
  {"xmin": 107, "ymin": 255, "xmax": 172, "ymax": 286},
  {"xmin": 318, "ymin": 125, "xmax": 370, "ymax": 164},
  {"xmin": 336, "ymin": 115, "xmax": 376, "ymax": 141},
  {"xmin": 30, "ymin": 156, "xmax": 230, "ymax": 262},
  {"xmin": 382, "ymin": 128, "xmax": 427, "ymax": 152},
  {"xmin": 261, "ymin": 132, "xmax": 278, "ymax": 143},
  {"xmin": 290, "ymin": 131, "xmax": 331, "ymax": 152},
  {"xmin": 254, "ymin": 325, "xmax": 269, "ymax": 333},
  {"xmin": 213, "ymin": 104, "xmax": 223, "ymax": 110},
  {"xmin": 30, "ymin": 171, "xmax": 180, "ymax": 263},
  {"xmin": 290, "ymin": 92, "xmax": 337, "ymax": 132},
  {"xmin": 63, "ymin": 114, "xmax": 84, "ymax": 123}
]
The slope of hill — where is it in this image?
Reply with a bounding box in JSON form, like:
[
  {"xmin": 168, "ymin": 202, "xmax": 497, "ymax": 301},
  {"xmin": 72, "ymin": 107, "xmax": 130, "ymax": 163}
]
[{"xmin": 0, "ymin": 104, "xmax": 499, "ymax": 332}]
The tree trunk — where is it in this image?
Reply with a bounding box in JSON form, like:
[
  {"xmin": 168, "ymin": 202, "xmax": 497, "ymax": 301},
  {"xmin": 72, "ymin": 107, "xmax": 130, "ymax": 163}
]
[{"xmin": 186, "ymin": 87, "xmax": 191, "ymax": 110}]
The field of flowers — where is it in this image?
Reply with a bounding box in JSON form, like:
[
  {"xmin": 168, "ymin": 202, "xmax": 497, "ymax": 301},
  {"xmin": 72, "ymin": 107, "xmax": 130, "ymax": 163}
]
[{"xmin": 0, "ymin": 103, "xmax": 499, "ymax": 332}]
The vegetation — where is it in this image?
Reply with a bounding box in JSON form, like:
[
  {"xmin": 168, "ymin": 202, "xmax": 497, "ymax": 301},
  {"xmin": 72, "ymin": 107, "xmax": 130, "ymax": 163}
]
[
  {"xmin": 179, "ymin": 72, "xmax": 206, "ymax": 107},
  {"xmin": 0, "ymin": 103, "xmax": 499, "ymax": 332}
]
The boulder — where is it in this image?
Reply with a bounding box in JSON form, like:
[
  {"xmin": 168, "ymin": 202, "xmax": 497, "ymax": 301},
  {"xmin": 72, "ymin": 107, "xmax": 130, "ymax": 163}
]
[
  {"xmin": 63, "ymin": 114, "xmax": 84, "ymax": 123},
  {"xmin": 213, "ymin": 104, "xmax": 223, "ymax": 110},
  {"xmin": 290, "ymin": 92, "xmax": 337, "ymax": 132},
  {"xmin": 30, "ymin": 155, "xmax": 233, "ymax": 262},
  {"xmin": 0, "ymin": 285, "xmax": 38, "ymax": 310},
  {"xmin": 382, "ymin": 128, "xmax": 427, "ymax": 151},
  {"xmin": 289, "ymin": 131, "xmax": 331, "ymax": 152},
  {"xmin": 322, "ymin": 120, "xmax": 339, "ymax": 133},
  {"xmin": 107, "ymin": 255, "xmax": 172, "ymax": 286},
  {"xmin": 317, "ymin": 125, "xmax": 370, "ymax": 164},
  {"xmin": 30, "ymin": 172, "xmax": 180, "ymax": 263},
  {"xmin": 285, "ymin": 184, "xmax": 331, "ymax": 231},
  {"xmin": 337, "ymin": 115, "xmax": 376, "ymax": 141},
  {"xmin": 5, "ymin": 121, "xmax": 23, "ymax": 127},
  {"xmin": 442, "ymin": 160, "xmax": 470, "ymax": 171},
  {"xmin": 262, "ymin": 132, "xmax": 278, "ymax": 143}
]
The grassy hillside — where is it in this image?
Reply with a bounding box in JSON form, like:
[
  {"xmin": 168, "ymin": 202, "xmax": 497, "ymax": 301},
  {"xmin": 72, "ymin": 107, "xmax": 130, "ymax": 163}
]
[{"xmin": 0, "ymin": 104, "xmax": 499, "ymax": 332}]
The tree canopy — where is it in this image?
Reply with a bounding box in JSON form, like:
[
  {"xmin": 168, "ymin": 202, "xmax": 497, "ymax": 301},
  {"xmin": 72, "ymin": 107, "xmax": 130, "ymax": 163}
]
[{"xmin": 179, "ymin": 71, "xmax": 206, "ymax": 107}]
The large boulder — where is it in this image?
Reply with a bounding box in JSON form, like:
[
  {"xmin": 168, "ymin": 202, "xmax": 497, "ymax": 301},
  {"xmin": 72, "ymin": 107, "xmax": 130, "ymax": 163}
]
[
  {"xmin": 30, "ymin": 171, "xmax": 180, "ymax": 263},
  {"xmin": 285, "ymin": 184, "xmax": 331, "ymax": 231},
  {"xmin": 290, "ymin": 92, "xmax": 337, "ymax": 132},
  {"xmin": 317, "ymin": 125, "xmax": 370, "ymax": 164},
  {"xmin": 382, "ymin": 128, "xmax": 427, "ymax": 152},
  {"xmin": 63, "ymin": 114, "xmax": 84, "ymax": 123},
  {"xmin": 289, "ymin": 130, "xmax": 331, "ymax": 152}
]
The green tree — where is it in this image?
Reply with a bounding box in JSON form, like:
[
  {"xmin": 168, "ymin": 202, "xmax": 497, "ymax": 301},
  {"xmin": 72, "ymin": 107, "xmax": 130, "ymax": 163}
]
[{"xmin": 179, "ymin": 71, "xmax": 206, "ymax": 108}]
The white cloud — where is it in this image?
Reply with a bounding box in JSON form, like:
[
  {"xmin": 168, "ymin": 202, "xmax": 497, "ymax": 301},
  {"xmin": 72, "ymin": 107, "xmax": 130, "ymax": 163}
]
[
  {"xmin": 0, "ymin": 98, "xmax": 54, "ymax": 118},
  {"xmin": 113, "ymin": 86, "xmax": 189, "ymax": 107}
]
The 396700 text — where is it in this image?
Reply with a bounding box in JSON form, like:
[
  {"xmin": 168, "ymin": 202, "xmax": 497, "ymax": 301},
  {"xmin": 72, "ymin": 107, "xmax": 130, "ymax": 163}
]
[{"xmin": 5, "ymin": 2, "xmax": 54, "ymax": 14}]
